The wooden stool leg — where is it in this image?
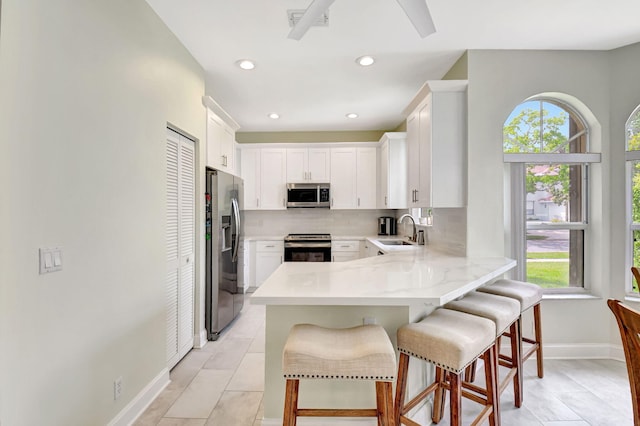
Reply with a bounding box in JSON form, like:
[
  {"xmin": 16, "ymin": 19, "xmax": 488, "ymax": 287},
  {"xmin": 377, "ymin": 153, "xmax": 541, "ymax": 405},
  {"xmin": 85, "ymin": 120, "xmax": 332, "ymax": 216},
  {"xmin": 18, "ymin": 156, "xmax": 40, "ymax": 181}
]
[
  {"xmin": 483, "ymin": 345, "xmax": 500, "ymax": 426},
  {"xmin": 394, "ymin": 353, "xmax": 410, "ymax": 426},
  {"xmin": 510, "ymin": 320, "xmax": 522, "ymax": 407},
  {"xmin": 283, "ymin": 379, "xmax": 299, "ymax": 426},
  {"xmin": 449, "ymin": 372, "xmax": 462, "ymax": 426},
  {"xmin": 375, "ymin": 381, "xmax": 393, "ymax": 426},
  {"xmin": 533, "ymin": 303, "xmax": 544, "ymax": 378},
  {"xmin": 432, "ymin": 367, "xmax": 446, "ymax": 423}
]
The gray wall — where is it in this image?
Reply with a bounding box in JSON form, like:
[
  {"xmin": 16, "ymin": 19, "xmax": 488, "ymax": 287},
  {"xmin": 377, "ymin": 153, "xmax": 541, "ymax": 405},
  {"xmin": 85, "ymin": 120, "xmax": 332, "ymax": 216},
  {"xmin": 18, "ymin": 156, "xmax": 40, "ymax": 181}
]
[
  {"xmin": 0, "ymin": 0, "xmax": 206, "ymax": 424},
  {"xmin": 464, "ymin": 47, "xmax": 638, "ymax": 351}
]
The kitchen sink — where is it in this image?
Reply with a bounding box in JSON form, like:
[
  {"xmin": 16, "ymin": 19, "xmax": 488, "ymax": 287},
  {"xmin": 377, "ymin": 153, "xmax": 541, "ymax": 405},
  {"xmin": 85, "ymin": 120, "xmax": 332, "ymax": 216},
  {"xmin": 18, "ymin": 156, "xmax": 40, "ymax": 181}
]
[{"xmin": 378, "ymin": 240, "xmax": 414, "ymax": 246}]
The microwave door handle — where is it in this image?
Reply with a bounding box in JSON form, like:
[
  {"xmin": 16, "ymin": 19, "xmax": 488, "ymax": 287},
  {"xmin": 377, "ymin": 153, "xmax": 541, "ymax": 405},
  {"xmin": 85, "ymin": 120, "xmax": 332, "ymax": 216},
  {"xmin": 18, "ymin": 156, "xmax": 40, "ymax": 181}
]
[
  {"xmin": 231, "ymin": 198, "xmax": 240, "ymax": 262},
  {"xmin": 317, "ymin": 185, "xmax": 320, "ymax": 205}
]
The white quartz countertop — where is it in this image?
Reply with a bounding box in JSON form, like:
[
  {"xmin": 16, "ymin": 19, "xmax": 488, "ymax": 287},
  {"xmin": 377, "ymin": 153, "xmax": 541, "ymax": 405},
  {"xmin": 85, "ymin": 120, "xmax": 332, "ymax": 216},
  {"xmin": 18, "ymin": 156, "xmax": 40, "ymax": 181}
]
[{"xmin": 250, "ymin": 249, "xmax": 516, "ymax": 307}]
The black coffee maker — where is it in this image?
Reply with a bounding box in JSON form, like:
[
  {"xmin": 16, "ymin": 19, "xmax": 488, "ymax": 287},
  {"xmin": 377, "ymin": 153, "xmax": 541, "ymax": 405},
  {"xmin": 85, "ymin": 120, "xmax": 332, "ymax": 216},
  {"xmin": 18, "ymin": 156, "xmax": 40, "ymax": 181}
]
[{"xmin": 378, "ymin": 216, "xmax": 397, "ymax": 235}]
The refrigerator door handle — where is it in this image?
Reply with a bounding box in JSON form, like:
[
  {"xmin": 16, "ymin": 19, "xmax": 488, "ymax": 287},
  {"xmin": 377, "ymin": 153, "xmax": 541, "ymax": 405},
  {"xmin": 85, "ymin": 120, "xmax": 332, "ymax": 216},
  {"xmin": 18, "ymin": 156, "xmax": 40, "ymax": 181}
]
[{"xmin": 231, "ymin": 197, "xmax": 240, "ymax": 262}]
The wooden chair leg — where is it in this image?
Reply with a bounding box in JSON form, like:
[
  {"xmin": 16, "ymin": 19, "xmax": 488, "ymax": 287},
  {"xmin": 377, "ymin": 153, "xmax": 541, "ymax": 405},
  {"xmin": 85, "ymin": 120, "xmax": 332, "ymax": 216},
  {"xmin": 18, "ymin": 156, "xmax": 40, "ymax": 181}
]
[
  {"xmin": 533, "ymin": 303, "xmax": 544, "ymax": 378},
  {"xmin": 394, "ymin": 353, "xmax": 410, "ymax": 426},
  {"xmin": 283, "ymin": 379, "xmax": 299, "ymax": 426}
]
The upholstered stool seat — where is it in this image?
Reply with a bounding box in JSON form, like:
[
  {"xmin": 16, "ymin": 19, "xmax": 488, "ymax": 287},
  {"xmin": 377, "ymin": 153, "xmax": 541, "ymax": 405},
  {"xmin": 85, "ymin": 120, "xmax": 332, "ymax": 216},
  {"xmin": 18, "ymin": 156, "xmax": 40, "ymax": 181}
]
[
  {"xmin": 282, "ymin": 324, "xmax": 396, "ymax": 426},
  {"xmin": 478, "ymin": 279, "xmax": 544, "ymax": 378},
  {"xmin": 395, "ymin": 309, "xmax": 499, "ymax": 426},
  {"xmin": 445, "ymin": 291, "xmax": 523, "ymax": 407}
]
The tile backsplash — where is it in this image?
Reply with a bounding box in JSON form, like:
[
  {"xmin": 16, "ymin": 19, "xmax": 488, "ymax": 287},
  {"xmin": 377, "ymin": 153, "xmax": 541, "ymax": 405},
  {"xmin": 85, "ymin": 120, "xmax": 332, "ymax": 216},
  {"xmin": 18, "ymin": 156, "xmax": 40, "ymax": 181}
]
[
  {"xmin": 243, "ymin": 209, "xmax": 396, "ymax": 237},
  {"xmin": 420, "ymin": 208, "xmax": 467, "ymax": 256},
  {"xmin": 243, "ymin": 207, "xmax": 467, "ymax": 256}
]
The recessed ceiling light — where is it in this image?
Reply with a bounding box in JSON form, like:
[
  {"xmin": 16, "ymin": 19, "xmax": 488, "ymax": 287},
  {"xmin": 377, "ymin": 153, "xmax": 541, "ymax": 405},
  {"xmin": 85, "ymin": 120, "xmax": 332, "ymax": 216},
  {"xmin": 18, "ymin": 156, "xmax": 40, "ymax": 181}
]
[
  {"xmin": 268, "ymin": 113, "xmax": 280, "ymax": 119},
  {"xmin": 356, "ymin": 55, "xmax": 375, "ymax": 66},
  {"xmin": 346, "ymin": 113, "xmax": 359, "ymax": 119},
  {"xmin": 236, "ymin": 59, "xmax": 255, "ymax": 70}
]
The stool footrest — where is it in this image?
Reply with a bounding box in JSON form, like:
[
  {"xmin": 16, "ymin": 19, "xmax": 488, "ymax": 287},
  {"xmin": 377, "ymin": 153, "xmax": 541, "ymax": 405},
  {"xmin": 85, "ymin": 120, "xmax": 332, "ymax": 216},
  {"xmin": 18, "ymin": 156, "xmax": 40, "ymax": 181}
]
[{"xmin": 297, "ymin": 408, "xmax": 378, "ymax": 417}]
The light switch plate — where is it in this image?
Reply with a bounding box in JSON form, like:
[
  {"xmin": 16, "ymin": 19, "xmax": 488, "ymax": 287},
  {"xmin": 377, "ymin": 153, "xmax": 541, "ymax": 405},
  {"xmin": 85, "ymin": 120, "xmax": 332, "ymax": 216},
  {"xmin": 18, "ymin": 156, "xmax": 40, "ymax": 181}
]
[{"xmin": 39, "ymin": 247, "xmax": 63, "ymax": 274}]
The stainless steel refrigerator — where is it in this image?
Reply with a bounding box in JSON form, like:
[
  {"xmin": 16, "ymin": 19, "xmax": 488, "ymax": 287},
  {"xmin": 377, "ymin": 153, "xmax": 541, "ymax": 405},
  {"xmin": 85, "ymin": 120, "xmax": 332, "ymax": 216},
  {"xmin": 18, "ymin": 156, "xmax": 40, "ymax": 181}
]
[{"xmin": 205, "ymin": 169, "xmax": 244, "ymax": 341}]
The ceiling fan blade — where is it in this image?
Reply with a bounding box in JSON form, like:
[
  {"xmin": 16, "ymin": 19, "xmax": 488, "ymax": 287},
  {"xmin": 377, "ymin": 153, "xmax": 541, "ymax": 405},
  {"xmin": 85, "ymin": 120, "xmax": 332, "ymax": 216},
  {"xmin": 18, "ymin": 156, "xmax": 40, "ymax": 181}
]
[
  {"xmin": 396, "ymin": 0, "xmax": 436, "ymax": 38},
  {"xmin": 288, "ymin": 0, "xmax": 336, "ymax": 40}
]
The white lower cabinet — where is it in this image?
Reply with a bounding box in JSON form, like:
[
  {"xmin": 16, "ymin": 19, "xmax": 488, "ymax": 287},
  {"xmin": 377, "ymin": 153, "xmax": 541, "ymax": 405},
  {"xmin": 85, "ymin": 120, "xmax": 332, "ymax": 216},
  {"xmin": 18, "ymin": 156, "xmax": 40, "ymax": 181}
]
[
  {"xmin": 254, "ymin": 241, "xmax": 284, "ymax": 287},
  {"xmin": 331, "ymin": 240, "xmax": 361, "ymax": 262}
]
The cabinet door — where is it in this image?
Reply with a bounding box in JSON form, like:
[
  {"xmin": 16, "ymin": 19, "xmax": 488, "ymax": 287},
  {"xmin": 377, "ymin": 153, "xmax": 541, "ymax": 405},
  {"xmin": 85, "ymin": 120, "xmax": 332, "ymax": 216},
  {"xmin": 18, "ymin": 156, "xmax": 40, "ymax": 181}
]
[
  {"xmin": 379, "ymin": 141, "xmax": 389, "ymax": 208},
  {"xmin": 220, "ymin": 125, "xmax": 234, "ymax": 172},
  {"xmin": 330, "ymin": 148, "xmax": 357, "ymax": 209},
  {"xmin": 260, "ymin": 149, "xmax": 287, "ymax": 210},
  {"xmin": 417, "ymin": 100, "xmax": 432, "ymax": 207},
  {"xmin": 332, "ymin": 252, "xmax": 359, "ymax": 262},
  {"xmin": 356, "ymin": 147, "xmax": 377, "ymax": 209},
  {"xmin": 307, "ymin": 148, "xmax": 330, "ymax": 182},
  {"xmin": 206, "ymin": 113, "xmax": 226, "ymax": 170},
  {"xmin": 241, "ymin": 149, "xmax": 260, "ymax": 210},
  {"xmin": 286, "ymin": 148, "xmax": 307, "ymax": 182},
  {"xmin": 406, "ymin": 111, "xmax": 420, "ymax": 208},
  {"xmin": 255, "ymin": 252, "xmax": 283, "ymax": 287}
]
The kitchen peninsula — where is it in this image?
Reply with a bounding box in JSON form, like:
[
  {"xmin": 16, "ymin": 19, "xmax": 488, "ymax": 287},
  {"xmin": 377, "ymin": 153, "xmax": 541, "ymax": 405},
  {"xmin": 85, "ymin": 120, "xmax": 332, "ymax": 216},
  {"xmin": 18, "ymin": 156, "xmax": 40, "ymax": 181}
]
[{"xmin": 251, "ymin": 246, "xmax": 516, "ymax": 425}]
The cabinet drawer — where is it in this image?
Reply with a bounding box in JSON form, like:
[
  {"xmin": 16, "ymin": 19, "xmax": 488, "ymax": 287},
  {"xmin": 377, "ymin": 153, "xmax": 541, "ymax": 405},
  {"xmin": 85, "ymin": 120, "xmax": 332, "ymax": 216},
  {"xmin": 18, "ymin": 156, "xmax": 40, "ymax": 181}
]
[
  {"xmin": 256, "ymin": 241, "xmax": 284, "ymax": 252},
  {"xmin": 331, "ymin": 241, "xmax": 360, "ymax": 252}
]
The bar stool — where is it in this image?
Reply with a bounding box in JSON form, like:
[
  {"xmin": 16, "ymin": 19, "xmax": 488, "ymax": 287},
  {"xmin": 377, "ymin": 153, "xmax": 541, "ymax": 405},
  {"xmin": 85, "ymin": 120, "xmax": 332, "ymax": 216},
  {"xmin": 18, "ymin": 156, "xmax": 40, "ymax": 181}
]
[
  {"xmin": 281, "ymin": 323, "xmax": 396, "ymax": 426},
  {"xmin": 478, "ymin": 279, "xmax": 544, "ymax": 378},
  {"xmin": 394, "ymin": 309, "xmax": 499, "ymax": 426},
  {"xmin": 445, "ymin": 291, "xmax": 523, "ymax": 407}
]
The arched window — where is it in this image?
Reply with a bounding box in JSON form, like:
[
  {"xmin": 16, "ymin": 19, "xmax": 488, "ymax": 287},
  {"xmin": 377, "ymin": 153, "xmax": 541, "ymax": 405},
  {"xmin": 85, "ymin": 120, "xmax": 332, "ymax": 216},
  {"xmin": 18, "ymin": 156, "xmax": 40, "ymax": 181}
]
[
  {"xmin": 626, "ymin": 105, "xmax": 640, "ymax": 293},
  {"xmin": 504, "ymin": 97, "xmax": 599, "ymax": 292}
]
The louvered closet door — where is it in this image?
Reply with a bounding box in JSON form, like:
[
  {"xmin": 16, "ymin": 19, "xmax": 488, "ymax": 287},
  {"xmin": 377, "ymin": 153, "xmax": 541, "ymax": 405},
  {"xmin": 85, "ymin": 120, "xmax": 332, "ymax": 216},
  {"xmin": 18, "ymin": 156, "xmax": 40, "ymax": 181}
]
[{"xmin": 166, "ymin": 128, "xmax": 195, "ymax": 369}]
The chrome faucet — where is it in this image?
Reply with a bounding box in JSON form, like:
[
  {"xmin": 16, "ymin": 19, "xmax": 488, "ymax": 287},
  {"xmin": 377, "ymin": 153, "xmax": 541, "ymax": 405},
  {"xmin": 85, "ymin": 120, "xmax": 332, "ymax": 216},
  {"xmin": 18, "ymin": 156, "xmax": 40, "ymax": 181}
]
[{"xmin": 398, "ymin": 214, "xmax": 417, "ymax": 242}]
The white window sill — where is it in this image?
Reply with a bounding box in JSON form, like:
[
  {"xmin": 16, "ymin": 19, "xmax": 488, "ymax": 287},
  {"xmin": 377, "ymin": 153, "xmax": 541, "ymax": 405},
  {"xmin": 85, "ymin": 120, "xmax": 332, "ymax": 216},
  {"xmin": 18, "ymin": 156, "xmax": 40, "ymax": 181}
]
[{"xmin": 542, "ymin": 293, "xmax": 601, "ymax": 301}]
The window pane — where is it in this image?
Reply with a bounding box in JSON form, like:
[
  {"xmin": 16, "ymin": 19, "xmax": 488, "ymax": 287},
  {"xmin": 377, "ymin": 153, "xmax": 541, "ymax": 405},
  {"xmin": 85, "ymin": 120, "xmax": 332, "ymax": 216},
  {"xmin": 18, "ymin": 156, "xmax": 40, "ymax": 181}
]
[
  {"xmin": 526, "ymin": 163, "xmax": 583, "ymax": 224},
  {"xmin": 632, "ymin": 161, "xmax": 640, "ymax": 223},
  {"xmin": 633, "ymin": 231, "xmax": 640, "ymax": 292},
  {"xmin": 504, "ymin": 100, "xmax": 585, "ymax": 154},
  {"xmin": 627, "ymin": 109, "xmax": 640, "ymax": 151},
  {"xmin": 526, "ymin": 229, "xmax": 583, "ymax": 288}
]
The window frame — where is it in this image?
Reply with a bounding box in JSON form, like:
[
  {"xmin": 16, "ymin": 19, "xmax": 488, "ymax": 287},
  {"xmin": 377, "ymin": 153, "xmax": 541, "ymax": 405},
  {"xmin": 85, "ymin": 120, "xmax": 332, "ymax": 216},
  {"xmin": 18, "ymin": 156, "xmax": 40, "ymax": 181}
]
[
  {"xmin": 625, "ymin": 104, "xmax": 640, "ymax": 294},
  {"xmin": 504, "ymin": 97, "xmax": 599, "ymax": 294}
]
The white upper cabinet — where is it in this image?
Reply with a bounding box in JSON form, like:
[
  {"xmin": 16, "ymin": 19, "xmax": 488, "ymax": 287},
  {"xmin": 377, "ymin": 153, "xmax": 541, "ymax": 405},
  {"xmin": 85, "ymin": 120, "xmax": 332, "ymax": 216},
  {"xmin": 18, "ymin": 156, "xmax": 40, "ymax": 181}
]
[
  {"xmin": 203, "ymin": 96, "xmax": 240, "ymax": 175},
  {"xmin": 259, "ymin": 149, "xmax": 287, "ymax": 210},
  {"xmin": 241, "ymin": 148, "xmax": 260, "ymax": 210},
  {"xmin": 378, "ymin": 132, "xmax": 407, "ymax": 209},
  {"xmin": 241, "ymin": 148, "xmax": 286, "ymax": 210},
  {"xmin": 330, "ymin": 147, "xmax": 377, "ymax": 209},
  {"xmin": 356, "ymin": 147, "xmax": 377, "ymax": 209},
  {"xmin": 406, "ymin": 80, "xmax": 467, "ymax": 208},
  {"xmin": 330, "ymin": 148, "xmax": 357, "ymax": 209},
  {"xmin": 286, "ymin": 147, "xmax": 330, "ymax": 182}
]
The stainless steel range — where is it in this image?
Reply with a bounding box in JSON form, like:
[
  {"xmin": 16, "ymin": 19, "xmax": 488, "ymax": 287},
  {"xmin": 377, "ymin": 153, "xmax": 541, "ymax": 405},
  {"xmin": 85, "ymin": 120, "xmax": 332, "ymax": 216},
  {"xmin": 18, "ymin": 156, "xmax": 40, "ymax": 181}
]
[{"xmin": 284, "ymin": 233, "xmax": 331, "ymax": 262}]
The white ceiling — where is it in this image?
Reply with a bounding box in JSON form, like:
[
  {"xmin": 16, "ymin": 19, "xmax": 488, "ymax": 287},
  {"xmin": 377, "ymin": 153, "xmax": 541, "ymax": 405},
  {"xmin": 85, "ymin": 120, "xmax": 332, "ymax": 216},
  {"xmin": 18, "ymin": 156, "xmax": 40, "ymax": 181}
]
[{"xmin": 145, "ymin": 0, "xmax": 640, "ymax": 132}]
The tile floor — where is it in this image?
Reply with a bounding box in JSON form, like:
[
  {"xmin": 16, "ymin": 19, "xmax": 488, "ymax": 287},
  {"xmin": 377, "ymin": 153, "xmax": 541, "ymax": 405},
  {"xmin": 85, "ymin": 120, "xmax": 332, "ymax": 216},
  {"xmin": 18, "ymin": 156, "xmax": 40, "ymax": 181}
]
[{"xmin": 135, "ymin": 301, "xmax": 633, "ymax": 425}]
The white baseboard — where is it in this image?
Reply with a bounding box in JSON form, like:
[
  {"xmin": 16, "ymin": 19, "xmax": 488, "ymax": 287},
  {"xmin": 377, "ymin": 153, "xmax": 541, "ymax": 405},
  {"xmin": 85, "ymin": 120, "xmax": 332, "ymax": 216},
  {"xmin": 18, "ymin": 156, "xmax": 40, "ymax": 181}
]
[
  {"xmin": 543, "ymin": 343, "xmax": 623, "ymax": 360},
  {"xmin": 107, "ymin": 368, "xmax": 170, "ymax": 426},
  {"xmin": 194, "ymin": 328, "xmax": 208, "ymax": 349},
  {"xmin": 260, "ymin": 419, "xmax": 378, "ymax": 426}
]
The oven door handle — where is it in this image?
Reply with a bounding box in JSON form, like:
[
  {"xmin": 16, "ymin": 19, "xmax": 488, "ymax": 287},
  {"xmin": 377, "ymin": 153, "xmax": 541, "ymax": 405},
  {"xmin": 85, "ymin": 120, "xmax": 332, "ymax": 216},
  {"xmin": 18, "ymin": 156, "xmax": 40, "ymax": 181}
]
[{"xmin": 284, "ymin": 242, "xmax": 332, "ymax": 248}]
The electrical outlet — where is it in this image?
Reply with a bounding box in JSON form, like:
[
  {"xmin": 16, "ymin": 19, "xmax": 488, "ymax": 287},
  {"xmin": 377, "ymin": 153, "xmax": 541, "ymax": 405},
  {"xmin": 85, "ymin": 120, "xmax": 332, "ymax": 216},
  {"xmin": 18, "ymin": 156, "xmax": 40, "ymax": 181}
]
[
  {"xmin": 363, "ymin": 316, "xmax": 377, "ymax": 325},
  {"xmin": 114, "ymin": 376, "xmax": 123, "ymax": 400}
]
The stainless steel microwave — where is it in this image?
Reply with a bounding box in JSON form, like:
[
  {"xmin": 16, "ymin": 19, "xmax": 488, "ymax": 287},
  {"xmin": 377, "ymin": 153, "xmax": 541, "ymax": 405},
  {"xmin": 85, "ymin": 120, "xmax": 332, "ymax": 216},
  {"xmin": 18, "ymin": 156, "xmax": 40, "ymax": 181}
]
[{"xmin": 286, "ymin": 183, "xmax": 330, "ymax": 208}]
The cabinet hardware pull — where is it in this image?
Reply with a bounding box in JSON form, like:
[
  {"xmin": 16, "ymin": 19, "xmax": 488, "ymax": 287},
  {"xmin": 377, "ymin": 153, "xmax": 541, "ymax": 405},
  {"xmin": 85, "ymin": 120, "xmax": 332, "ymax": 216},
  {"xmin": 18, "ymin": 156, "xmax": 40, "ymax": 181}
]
[
  {"xmin": 358, "ymin": 197, "xmax": 360, "ymax": 207},
  {"xmin": 385, "ymin": 196, "xmax": 387, "ymax": 206}
]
